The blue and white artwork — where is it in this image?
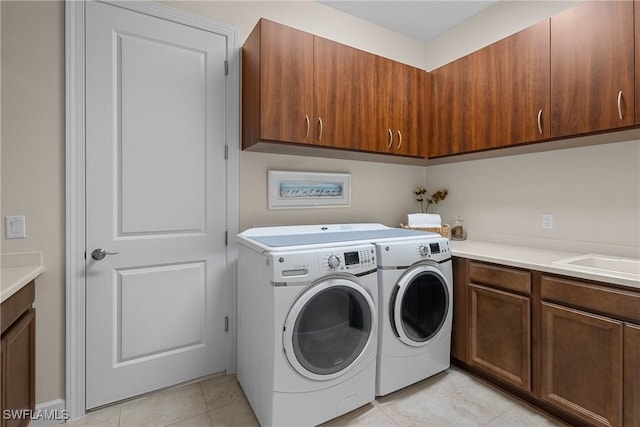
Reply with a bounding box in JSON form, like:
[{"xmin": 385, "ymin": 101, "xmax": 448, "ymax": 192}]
[
  {"xmin": 268, "ymin": 170, "xmax": 351, "ymax": 209},
  {"xmin": 279, "ymin": 181, "xmax": 343, "ymax": 199}
]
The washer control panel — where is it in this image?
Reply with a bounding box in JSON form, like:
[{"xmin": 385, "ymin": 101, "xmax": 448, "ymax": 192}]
[{"xmin": 319, "ymin": 245, "xmax": 376, "ymax": 273}]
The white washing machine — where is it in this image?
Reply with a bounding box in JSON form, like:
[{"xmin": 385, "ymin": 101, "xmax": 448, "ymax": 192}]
[
  {"xmin": 375, "ymin": 234, "xmax": 453, "ymax": 396},
  {"xmin": 237, "ymin": 224, "xmax": 385, "ymax": 426}
]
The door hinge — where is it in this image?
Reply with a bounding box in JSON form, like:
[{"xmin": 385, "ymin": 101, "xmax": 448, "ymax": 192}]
[
  {"xmin": 224, "ymin": 144, "xmax": 229, "ymax": 160},
  {"xmin": 225, "ymin": 316, "xmax": 229, "ymax": 332},
  {"xmin": 225, "ymin": 230, "xmax": 228, "ymax": 246},
  {"xmin": 224, "ymin": 60, "xmax": 228, "ymax": 76}
]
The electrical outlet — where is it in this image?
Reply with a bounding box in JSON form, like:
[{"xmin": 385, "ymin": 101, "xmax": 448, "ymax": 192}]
[{"xmin": 542, "ymin": 213, "xmax": 554, "ymax": 230}]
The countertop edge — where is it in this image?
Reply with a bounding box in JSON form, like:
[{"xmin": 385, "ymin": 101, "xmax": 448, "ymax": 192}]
[
  {"xmin": 1, "ymin": 265, "xmax": 45, "ymax": 304},
  {"xmin": 450, "ymin": 240, "xmax": 639, "ymax": 291}
]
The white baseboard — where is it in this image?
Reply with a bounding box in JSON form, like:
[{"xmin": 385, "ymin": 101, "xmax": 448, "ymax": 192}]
[{"xmin": 27, "ymin": 399, "xmax": 68, "ymax": 426}]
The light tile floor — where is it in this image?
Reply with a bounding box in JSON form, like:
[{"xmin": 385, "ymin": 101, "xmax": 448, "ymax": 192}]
[{"xmin": 67, "ymin": 367, "xmax": 569, "ymax": 427}]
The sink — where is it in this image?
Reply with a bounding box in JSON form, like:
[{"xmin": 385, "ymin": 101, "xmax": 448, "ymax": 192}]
[{"xmin": 554, "ymin": 254, "xmax": 640, "ymax": 278}]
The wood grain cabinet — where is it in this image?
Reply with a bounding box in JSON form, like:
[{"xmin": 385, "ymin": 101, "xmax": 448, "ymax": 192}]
[
  {"xmin": 540, "ymin": 274, "xmax": 640, "ymax": 427},
  {"xmin": 540, "ymin": 302, "xmax": 624, "ymax": 427},
  {"xmin": 625, "ymin": 323, "xmax": 640, "ymax": 426},
  {"xmin": 467, "ymin": 262, "xmax": 532, "ymax": 392},
  {"xmin": 463, "ymin": 20, "xmax": 550, "ymax": 152},
  {"xmin": 374, "ymin": 57, "xmax": 426, "ymax": 157},
  {"xmin": 242, "ymin": 19, "xmax": 314, "ymax": 147},
  {"xmin": 242, "ymin": 18, "xmax": 425, "ymax": 157},
  {"xmin": 550, "ymin": 0, "xmax": 635, "ymax": 138},
  {"xmin": 428, "ymin": 58, "xmax": 464, "ymax": 157},
  {"xmin": 453, "ymin": 258, "xmax": 640, "ymax": 427},
  {"xmin": 313, "ymin": 36, "xmax": 373, "ymax": 150},
  {"xmin": 1, "ymin": 281, "xmax": 36, "ymax": 427}
]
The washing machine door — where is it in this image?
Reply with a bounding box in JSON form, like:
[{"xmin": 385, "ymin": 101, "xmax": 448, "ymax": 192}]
[
  {"xmin": 283, "ymin": 275, "xmax": 376, "ymax": 381},
  {"xmin": 390, "ymin": 264, "xmax": 450, "ymax": 347}
]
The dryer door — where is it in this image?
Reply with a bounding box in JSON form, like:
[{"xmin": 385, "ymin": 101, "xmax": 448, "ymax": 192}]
[
  {"xmin": 390, "ymin": 264, "xmax": 450, "ymax": 347},
  {"xmin": 283, "ymin": 276, "xmax": 376, "ymax": 381}
]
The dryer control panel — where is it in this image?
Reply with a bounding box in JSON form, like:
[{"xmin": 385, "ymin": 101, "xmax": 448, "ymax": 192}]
[{"xmin": 376, "ymin": 237, "xmax": 450, "ymax": 267}]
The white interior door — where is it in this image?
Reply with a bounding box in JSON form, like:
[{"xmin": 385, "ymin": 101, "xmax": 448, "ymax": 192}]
[{"xmin": 85, "ymin": 1, "xmax": 228, "ymax": 409}]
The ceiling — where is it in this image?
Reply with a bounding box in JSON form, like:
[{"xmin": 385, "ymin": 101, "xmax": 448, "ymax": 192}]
[{"xmin": 318, "ymin": 0, "xmax": 498, "ymax": 42}]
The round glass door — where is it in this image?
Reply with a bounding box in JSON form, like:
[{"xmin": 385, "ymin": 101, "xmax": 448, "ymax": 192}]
[
  {"xmin": 390, "ymin": 265, "xmax": 449, "ymax": 347},
  {"xmin": 283, "ymin": 277, "xmax": 376, "ymax": 381}
]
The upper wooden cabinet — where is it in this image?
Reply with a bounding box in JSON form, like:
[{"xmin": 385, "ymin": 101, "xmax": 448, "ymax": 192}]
[
  {"xmin": 313, "ymin": 36, "xmax": 372, "ymax": 150},
  {"xmin": 428, "ymin": 58, "xmax": 464, "ymax": 157},
  {"xmin": 550, "ymin": 1, "xmax": 635, "ymax": 137},
  {"xmin": 463, "ymin": 20, "xmax": 550, "ymax": 152},
  {"xmin": 242, "ymin": 19, "xmax": 314, "ymax": 147},
  {"xmin": 242, "ymin": 18, "xmax": 425, "ymax": 157},
  {"xmin": 635, "ymin": 0, "xmax": 640, "ymax": 124},
  {"xmin": 374, "ymin": 57, "xmax": 426, "ymax": 157}
]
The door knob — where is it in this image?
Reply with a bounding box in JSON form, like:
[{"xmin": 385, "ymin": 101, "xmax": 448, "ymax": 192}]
[{"xmin": 91, "ymin": 248, "xmax": 119, "ymax": 261}]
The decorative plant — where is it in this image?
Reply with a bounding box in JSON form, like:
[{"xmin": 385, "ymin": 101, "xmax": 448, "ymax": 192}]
[{"xmin": 415, "ymin": 186, "xmax": 448, "ymax": 213}]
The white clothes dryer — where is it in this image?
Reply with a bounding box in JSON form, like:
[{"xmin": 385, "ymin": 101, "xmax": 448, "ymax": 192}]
[
  {"xmin": 237, "ymin": 225, "xmax": 382, "ymax": 426},
  {"xmin": 375, "ymin": 235, "xmax": 453, "ymax": 396}
]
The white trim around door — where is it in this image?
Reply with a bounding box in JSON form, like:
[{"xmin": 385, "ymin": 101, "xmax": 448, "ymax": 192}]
[{"xmin": 65, "ymin": 0, "xmax": 239, "ymax": 419}]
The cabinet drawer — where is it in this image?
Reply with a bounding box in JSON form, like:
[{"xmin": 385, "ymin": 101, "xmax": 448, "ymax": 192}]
[
  {"xmin": 469, "ymin": 261, "xmax": 531, "ymax": 295},
  {"xmin": 540, "ymin": 275, "xmax": 640, "ymax": 324}
]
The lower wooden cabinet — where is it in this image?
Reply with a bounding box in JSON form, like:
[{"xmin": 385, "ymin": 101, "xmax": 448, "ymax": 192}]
[
  {"xmin": 469, "ymin": 283, "xmax": 531, "ymax": 392},
  {"xmin": 453, "ymin": 257, "xmax": 640, "ymax": 427},
  {"xmin": 540, "ymin": 302, "xmax": 623, "ymax": 427},
  {"xmin": 1, "ymin": 282, "xmax": 36, "ymax": 427},
  {"xmin": 625, "ymin": 323, "xmax": 640, "ymax": 426}
]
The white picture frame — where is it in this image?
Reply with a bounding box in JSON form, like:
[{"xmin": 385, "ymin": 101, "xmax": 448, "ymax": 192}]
[{"xmin": 268, "ymin": 170, "xmax": 351, "ymax": 209}]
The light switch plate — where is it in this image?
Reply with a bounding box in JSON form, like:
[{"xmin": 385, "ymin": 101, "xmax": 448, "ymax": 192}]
[
  {"xmin": 542, "ymin": 213, "xmax": 554, "ymax": 230},
  {"xmin": 5, "ymin": 215, "xmax": 26, "ymax": 239}
]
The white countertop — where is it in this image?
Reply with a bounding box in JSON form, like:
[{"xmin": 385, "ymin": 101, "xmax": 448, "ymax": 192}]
[
  {"xmin": 450, "ymin": 240, "xmax": 640, "ymax": 291},
  {"xmin": 1, "ymin": 252, "xmax": 44, "ymax": 303}
]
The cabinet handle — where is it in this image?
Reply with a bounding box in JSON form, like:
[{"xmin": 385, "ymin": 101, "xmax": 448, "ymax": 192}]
[
  {"xmin": 305, "ymin": 115, "xmax": 310, "ymax": 139},
  {"xmin": 318, "ymin": 117, "xmax": 323, "ymax": 140},
  {"xmin": 387, "ymin": 129, "xmax": 393, "ymax": 148},
  {"xmin": 397, "ymin": 130, "xmax": 402, "ymax": 149},
  {"xmin": 617, "ymin": 90, "xmax": 623, "ymax": 120},
  {"xmin": 537, "ymin": 109, "xmax": 543, "ymax": 135}
]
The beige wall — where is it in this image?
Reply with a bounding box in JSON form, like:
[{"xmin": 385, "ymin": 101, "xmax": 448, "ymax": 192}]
[
  {"xmin": 1, "ymin": 1, "xmax": 65, "ymax": 404},
  {"xmin": 1, "ymin": 0, "xmax": 637, "ymax": 408}
]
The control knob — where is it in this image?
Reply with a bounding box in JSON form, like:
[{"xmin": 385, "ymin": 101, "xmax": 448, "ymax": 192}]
[
  {"xmin": 327, "ymin": 255, "xmax": 341, "ymax": 269},
  {"xmin": 419, "ymin": 245, "xmax": 430, "ymax": 257}
]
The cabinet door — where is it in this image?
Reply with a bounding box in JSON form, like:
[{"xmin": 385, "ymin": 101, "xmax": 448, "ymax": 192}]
[
  {"xmin": 395, "ymin": 63, "xmax": 425, "ymax": 157},
  {"xmin": 428, "ymin": 58, "xmax": 464, "ymax": 157},
  {"xmin": 244, "ymin": 19, "xmax": 314, "ymax": 146},
  {"xmin": 551, "ymin": 1, "xmax": 634, "ymax": 137},
  {"xmin": 314, "ymin": 36, "xmax": 370, "ymax": 149},
  {"xmin": 464, "ymin": 20, "xmax": 550, "ymax": 151},
  {"xmin": 451, "ymin": 257, "xmax": 468, "ymax": 362},
  {"xmin": 625, "ymin": 323, "xmax": 640, "ymax": 427},
  {"xmin": 373, "ymin": 58, "xmax": 425, "ymax": 157},
  {"xmin": 468, "ymin": 284, "xmax": 531, "ymax": 392},
  {"xmin": 1, "ymin": 309, "xmax": 35, "ymax": 427},
  {"xmin": 541, "ymin": 302, "xmax": 623, "ymax": 427}
]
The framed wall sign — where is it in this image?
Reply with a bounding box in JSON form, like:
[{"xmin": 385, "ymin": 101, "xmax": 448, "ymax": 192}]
[{"xmin": 267, "ymin": 170, "xmax": 351, "ymax": 209}]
